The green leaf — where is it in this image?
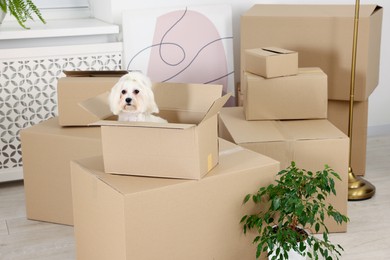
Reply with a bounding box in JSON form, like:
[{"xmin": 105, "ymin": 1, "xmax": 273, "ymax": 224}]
[
  {"xmin": 272, "ymin": 197, "xmax": 281, "ymax": 210},
  {"xmin": 315, "ymin": 223, "xmax": 320, "ymax": 233},
  {"xmin": 243, "ymin": 194, "xmax": 251, "ymax": 204}
]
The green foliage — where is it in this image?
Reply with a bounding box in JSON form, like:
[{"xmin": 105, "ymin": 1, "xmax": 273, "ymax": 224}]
[
  {"xmin": 0, "ymin": 0, "xmax": 45, "ymax": 29},
  {"xmin": 241, "ymin": 161, "xmax": 349, "ymax": 259}
]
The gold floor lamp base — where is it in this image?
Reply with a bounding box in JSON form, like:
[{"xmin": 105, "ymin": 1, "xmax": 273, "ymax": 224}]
[{"xmin": 348, "ymin": 167, "xmax": 376, "ymax": 201}]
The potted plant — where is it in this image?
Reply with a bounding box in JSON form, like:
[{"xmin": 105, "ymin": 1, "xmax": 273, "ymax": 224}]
[
  {"xmin": 0, "ymin": 0, "xmax": 45, "ymax": 29},
  {"xmin": 240, "ymin": 161, "xmax": 349, "ymax": 260}
]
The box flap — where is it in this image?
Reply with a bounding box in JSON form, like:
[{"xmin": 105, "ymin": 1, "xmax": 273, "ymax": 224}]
[
  {"xmin": 279, "ymin": 120, "xmax": 348, "ymax": 141},
  {"xmin": 219, "ymin": 107, "xmax": 347, "ymax": 144},
  {"xmin": 201, "ymin": 93, "xmax": 232, "ymax": 123},
  {"xmin": 219, "ymin": 107, "xmax": 285, "ymax": 143},
  {"xmin": 79, "ymin": 91, "xmax": 112, "ymax": 120},
  {"xmin": 153, "ymin": 82, "xmax": 223, "ymax": 112},
  {"xmin": 93, "ymin": 120, "xmax": 194, "ymax": 130},
  {"xmin": 63, "ymin": 70, "xmax": 128, "ymax": 77}
]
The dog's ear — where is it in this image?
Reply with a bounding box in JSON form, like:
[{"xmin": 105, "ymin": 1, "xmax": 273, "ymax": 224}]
[
  {"xmin": 108, "ymin": 81, "xmax": 123, "ymax": 115},
  {"xmin": 143, "ymin": 86, "xmax": 159, "ymax": 114}
]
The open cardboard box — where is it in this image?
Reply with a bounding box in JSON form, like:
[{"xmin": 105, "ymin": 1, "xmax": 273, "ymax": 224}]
[
  {"xmin": 81, "ymin": 82, "xmax": 231, "ymax": 180},
  {"xmin": 219, "ymin": 107, "xmax": 349, "ymax": 232},
  {"xmin": 244, "ymin": 47, "xmax": 298, "ymax": 78}
]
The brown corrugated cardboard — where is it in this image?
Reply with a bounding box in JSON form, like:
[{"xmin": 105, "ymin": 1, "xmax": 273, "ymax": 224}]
[
  {"xmin": 81, "ymin": 83, "xmax": 231, "ymax": 179},
  {"xmin": 20, "ymin": 117, "xmax": 102, "ymax": 225},
  {"xmin": 57, "ymin": 71, "xmax": 127, "ymax": 126},
  {"xmin": 241, "ymin": 4, "xmax": 383, "ymax": 101},
  {"xmin": 71, "ymin": 139, "xmax": 280, "ymax": 260},
  {"xmin": 219, "ymin": 107, "xmax": 349, "ymax": 232},
  {"xmin": 244, "ymin": 47, "xmax": 298, "ymax": 78},
  {"xmin": 244, "ymin": 67, "xmax": 327, "ymax": 120},
  {"xmin": 328, "ymin": 100, "xmax": 368, "ymax": 176}
]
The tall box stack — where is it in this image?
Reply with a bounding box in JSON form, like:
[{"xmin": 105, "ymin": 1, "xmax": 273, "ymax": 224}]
[
  {"xmin": 240, "ymin": 4, "xmax": 383, "ymax": 175},
  {"xmin": 219, "ymin": 45, "xmax": 349, "ymax": 232}
]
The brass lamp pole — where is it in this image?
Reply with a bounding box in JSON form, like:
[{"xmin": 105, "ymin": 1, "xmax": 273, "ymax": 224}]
[{"xmin": 347, "ymin": 0, "xmax": 376, "ymax": 200}]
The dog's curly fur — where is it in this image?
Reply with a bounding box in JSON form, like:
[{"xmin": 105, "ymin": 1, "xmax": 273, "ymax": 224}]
[{"xmin": 108, "ymin": 72, "xmax": 167, "ymax": 123}]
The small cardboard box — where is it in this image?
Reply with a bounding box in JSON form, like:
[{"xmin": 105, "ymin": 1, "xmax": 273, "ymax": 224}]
[
  {"xmin": 20, "ymin": 117, "xmax": 102, "ymax": 225},
  {"xmin": 219, "ymin": 107, "xmax": 349, "ymax": 232},
  {"xmin": 244, "ymin": 68, "xmax": 327, "ymax": 120},
  {"xmin": 241, "ymin": 4, "xmax": 383, "ymax": 101},
  {"xmin": 81, "ymin": 83, "xmax": 231, "ymax": 180},
  {"xmin": 328, "ymin": 100, "xmax": 368, "ymax": 176},
  {"xmin": 57, "ymin": 71, "xmax": 127, "ymax": 126},
  {"xmin": 71, "ymin": 139, "xmax": 280, "ymax": 260},
  {"xmin": 244, "ymin": 47, "xmax": 298, "ymax": 78}
]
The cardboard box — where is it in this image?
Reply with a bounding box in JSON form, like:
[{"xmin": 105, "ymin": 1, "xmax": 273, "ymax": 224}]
[
  {"xmin": 71, "ymin": 139, "xmax": 280, "ymax": 260},
  {"xmin": 241, "ymin": 4, "xmax": 383, "ymax": 101},
  {"xmin": 219, "ymin": 107, "xmax": 349, "ymax": 232},
  {"xmin": 244, "ymin": 47, "xmax": 298, "ymax": 78},
  {"xmin": 244, "ymin": 67, "xmax": 327, "ymax": 120},
  {"xmin": 57, "ymin": 71, "xmax": 127, "ymax": 126},
  {"xmin": 20, "ymin": 117, "xmax": 102, "ymax": 225},
  {"xmin": 328, "ymin": 100, "xmax": 368, "ymax": 176},
  {"xmin": 81, "ymin": 83, "xmax": 231, "ymax": 180}
]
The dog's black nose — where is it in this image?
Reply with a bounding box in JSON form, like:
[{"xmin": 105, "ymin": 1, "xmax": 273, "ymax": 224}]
[{"xmin": 125, "ymin": 97, "xmax": 132, "ymax": 104}]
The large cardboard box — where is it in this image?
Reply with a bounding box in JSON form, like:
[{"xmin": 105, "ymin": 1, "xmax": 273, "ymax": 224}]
[
  {"xmin": 244, "ymin": 67, "xmax": 327, "ymax": 120},
  {"xmin": 20, "ymin": 117, "xmax": 102, "ymax": 225},
  {"xmin": 241, "ymin": 4, "xmax": 383, "ymax": 101},
  {"xmin": 57, "ymin": 71, "xmax": 127, "ymax": 126},
  {"xmin": 244, "ymin": 47, "xmax": 298, "ymax": 78},
  {"xmin": 82, "ymin": 83, "xmax": 230, "ymax": 180},
  {"xmin": 219, "ymin": 107, "xmax": 349, "ymax": 232},
  {"xmin": 328, "ymin": 100, "xmax": 368, "ymax": 176},
  {"xmin": 71, "ymin": 139, "xmax": 280, "ymax": 260}
]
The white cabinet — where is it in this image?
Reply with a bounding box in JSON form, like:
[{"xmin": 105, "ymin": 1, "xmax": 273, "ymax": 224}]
[{"xmin": 0, "ymin": 19, "xmax": 122, "ymax": 182}]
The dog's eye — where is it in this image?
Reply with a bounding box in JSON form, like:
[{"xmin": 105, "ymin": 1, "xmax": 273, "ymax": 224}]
[
  {"xmin": 133, "ymin": 89, "xmax": 139, "ymax": 95},
  {"xmin": 121, "ymin": 90, "xmax": 127, "ymax": 95}
]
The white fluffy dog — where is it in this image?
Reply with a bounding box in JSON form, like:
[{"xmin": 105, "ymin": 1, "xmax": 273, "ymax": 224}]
[{"xmin": 108, "ymin": 72, "xmax": 167, "ymax": 123}]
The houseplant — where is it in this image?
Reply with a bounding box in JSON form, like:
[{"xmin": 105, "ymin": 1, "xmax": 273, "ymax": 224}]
[
  {"xmin": 240, "ymin": 161, "xmax": 349, "ymax": 259},
  {"xmin": 0, "ymin": 0, "xmax": 45, "ymax": 29}
]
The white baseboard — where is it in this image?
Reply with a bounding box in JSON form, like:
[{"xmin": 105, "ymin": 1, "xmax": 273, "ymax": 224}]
[
  {"xmin": 0, "ymin": 168, "xmax": 23, "ymax": 183},
  {"xmin": 368, "ymin": 124, "xmax": 390, "ymax": 137}
]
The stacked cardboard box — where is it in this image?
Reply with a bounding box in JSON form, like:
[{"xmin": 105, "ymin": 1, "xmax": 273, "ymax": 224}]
[
  {"xmin": 20, "ymin": 118, "xmax": 102, "ymax": 225},
  {"xmin": 219, "ymin": 46, "xmax": 349, "ymax": 232},
  {"xmin": 21, "ymin": 71, "xmax": 282, "ymax": 259},
  {"xmin": 240, "ymin": 4, "xmax": 383, "ymax": 175}
]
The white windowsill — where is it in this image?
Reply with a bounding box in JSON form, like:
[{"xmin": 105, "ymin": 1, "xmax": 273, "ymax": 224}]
[{"xmin": 0, "ymin": 18, "xmax": 119, "ymax": 40}]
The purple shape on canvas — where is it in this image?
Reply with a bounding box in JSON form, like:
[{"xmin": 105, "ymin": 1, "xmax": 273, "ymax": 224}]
[{"xmin": 147, "ymin": 8, "xmax": 230, "ymax": 96}]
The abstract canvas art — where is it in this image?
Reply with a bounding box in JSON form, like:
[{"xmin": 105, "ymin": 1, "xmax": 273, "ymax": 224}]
[{"xmin": 122, "ymin": 5, "xmax": 235, "ymax": 105}]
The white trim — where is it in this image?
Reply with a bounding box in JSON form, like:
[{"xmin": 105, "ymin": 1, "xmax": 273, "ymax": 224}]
[
  {"xmin": 34, "ymin": 0, "xmax": 89, "ymax": 9},
  {"xmin": 0, "ymin": 168, "xmax": 23, "ymax": 183},
  {"xmin": 0, "ymin": 42, "xmax": 123, "ymax": 60},
  {"xmin": 0, "ymin": 18, "xmax": 119, "ymax": 41}
]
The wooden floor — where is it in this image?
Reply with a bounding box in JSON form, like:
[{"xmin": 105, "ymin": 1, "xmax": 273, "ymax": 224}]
[{"xmin": 1, "ymin": 131, "xmax": 389, "ymax": 259}]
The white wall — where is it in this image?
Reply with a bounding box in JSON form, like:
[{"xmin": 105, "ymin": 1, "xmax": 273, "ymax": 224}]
[{"xmin": 94, "ymin": 0, "xmax": 389, "ymax": 128}]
